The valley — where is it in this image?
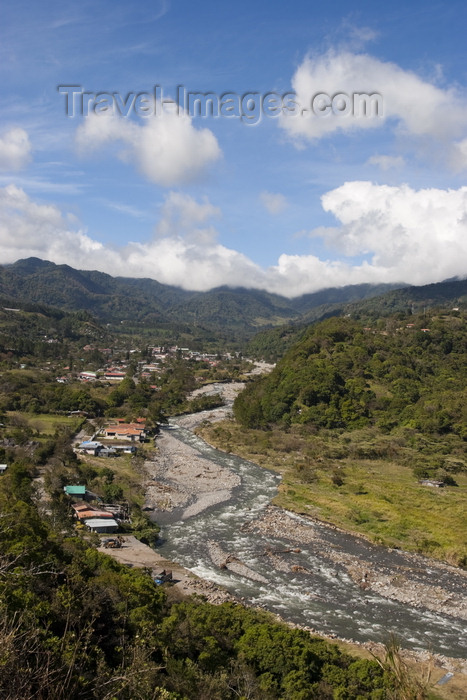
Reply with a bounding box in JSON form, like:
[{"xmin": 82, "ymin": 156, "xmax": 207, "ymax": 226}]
[{"xmin": 0, "ymin": 260, "xmax": 466, "ymax": 698}]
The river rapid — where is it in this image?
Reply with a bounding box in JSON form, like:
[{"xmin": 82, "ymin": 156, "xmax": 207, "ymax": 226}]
[{"xmin": 153, "ymin": 412, "xmax": 467, "ymax": 660}]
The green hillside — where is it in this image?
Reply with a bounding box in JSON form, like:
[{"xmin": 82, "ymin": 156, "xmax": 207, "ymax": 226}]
[
  {"xmin": 0, "ymin": 258, "xmax": 399, "ymax": 344},
  {"xmin": 235, "ymin": 312, "xmax": 467, "ymax": 433},
  {"xmin": 223, "ymin": 309, "xmax": 467, "ymax": 563},
  {"xmin": 246, "ymin": 277, "xmax": 467, "ymax": 362},
  {"xmin": 0, "ymin": 297, "xmax": 112, "ymax": 361}
]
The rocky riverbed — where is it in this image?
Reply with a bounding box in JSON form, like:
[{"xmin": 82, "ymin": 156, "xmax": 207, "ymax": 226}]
[
  {"xmin": 242, "ymin": 505, "xmax": 467, "ymax": 621},
  {"xmin": 128, "ymin": 380, "xmax": 467, "ymax": 688},
  {"xmin": 142, "ymin": 381, "xmax": 246, "ymax": 518},
  {"xmin": 143, "ymin": 426, "xmax": 240, "ymax": 519}
]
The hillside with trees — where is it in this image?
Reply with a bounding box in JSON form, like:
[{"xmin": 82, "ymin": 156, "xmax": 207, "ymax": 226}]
[
  {"xmin": 0, "ymin": 258, "xmax": 400, "ymax": 343},
  {"xmin": 246, "ymin": 278, "xmax": 467, "ymax": 362},
  {"xmin": 235, "ymin": 312, "xmax": 467, "ymax": 433},
  {"xmin": 202, "ymin": 308, "xmax": 467, "ymax": 564},
  {"xmin": 0, "ymin": 299, "xmax": 113, "ymax": 364}
]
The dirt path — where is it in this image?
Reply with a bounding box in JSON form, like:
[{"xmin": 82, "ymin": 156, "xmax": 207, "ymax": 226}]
[{"xmin": 97, "ymin": 535, "xmax": 240, "ymax": 604}]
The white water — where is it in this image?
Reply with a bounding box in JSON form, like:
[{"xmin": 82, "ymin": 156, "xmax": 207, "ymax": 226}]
[{"xmin": 156, "ymin": 424, "xmax": 467, "ymax": 658}]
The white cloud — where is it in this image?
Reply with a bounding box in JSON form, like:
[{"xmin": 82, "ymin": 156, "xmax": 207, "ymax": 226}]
[
  {"xmin": 76, "ymin": 110, "xmax": 221, "ymax": 186},
  {"xmin": 0, "ymin": 128, "xmax": 31, "ymax": 171},
  {"xmin": 124, "ymin": 192, "xmax": 261, "ymax": 287},
  {"xmin": 155, "ymin": 191, "xmax": 221, "ymax": 240},
  {"xmin": 0, "ymin": 186, "xmax": 260, "ymax": 290},
  {"xmin": 97, "ymin": 198, "xmax": 149, "ymax": 220},
  {"xmin": 366, "ymin": 154, "xmax": 405, "ymax": 170},
  {"xmin": 0, "ymin": 184, "xmax": 110, "ymax": 263},
  {"xmin": 260, "ymin": 190, "xmax": 288, "ymax": 215},
  {"xmin": 346, "ymin": 25, "xmax": 379, "ymax": 48},
  {"xmin": 1, "ymin": 182, "xmax": 467, "ymax": 297},
  {"xmin": 317, "ymin": 181, "xmax": 467, "ymax": 281},
  {"xmin": 281, "ymin": 50, "xmax": 467, "ymax": 168}
]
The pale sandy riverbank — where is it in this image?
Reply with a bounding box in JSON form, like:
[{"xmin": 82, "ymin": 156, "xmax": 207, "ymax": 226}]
[
  {"xmin": 97, "ymin": 535, "xmax": 239, "ymax": 604},
  {"xmin": 97, "ymin": 376, "xmax": 467, "ymax": 691},
  {"xmin": 143, "ymin": 426, "xmax": 240, "ymax": 518}
]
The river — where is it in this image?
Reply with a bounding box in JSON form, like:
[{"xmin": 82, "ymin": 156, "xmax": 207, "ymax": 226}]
[{"xmin": 154, "ymin": 416, "xmax": 467, "ymax": 660}]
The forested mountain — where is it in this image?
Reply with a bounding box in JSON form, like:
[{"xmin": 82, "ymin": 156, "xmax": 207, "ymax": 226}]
[
  {"xmin": 247, "ymin": 277, "xmax": 467, "ymax": 361},
  {"xmin": 0, "ymin": 258, "xmax": 398, "ymax": 340},
  {"xmin": 347, "ymin": 277, "xmax": 467, "ymax": 320},
  {"xmin": 0, "ymin": 297, "xmax": 112, "ymax": 360},
  {"xmin": 235, "ymin": 310, "xmax": 467, "ymax": 435},
  {"xmin": 0, "ymin": 258, "xmax": 176, "ymax": 323}
]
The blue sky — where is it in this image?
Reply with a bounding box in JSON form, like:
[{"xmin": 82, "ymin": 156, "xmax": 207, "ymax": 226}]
[{"xmin": 1, "ymin": 0, "xmax": 467, "ymax": 296}]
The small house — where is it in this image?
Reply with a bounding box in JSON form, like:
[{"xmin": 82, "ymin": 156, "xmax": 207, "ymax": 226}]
[
  {"xmin": 103, "ymin": 425, "xmax": 146, "ymax": 442},
  {"xmin": 79, "ymin": 441, "xmax": 104, "ymax": 455},
  {"xmin": 0, "ymin": 464, "xmax": 8, "ymax": 475},
  {"xmin": 64, "ymin": 485, "xmax": 87, "ymax": 498},
  {"xmin": 84, "ymin": 518, "xmax": 119, "ymax": 533},
  {"xmin": 103, "ymin": 371, "xmax": 126, "ymax": 381}
]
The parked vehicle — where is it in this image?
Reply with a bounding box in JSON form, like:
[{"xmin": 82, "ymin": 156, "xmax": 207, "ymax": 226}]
[
  {"xmin": 102, "ymin": 536, "xmax": 123, "ymax": 549},
  {"xmin": 153, "ymin": 569, "xmax": 172, "ymax": 585}
]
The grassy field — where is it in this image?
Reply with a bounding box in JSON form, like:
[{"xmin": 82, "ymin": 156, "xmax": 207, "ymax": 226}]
[
  {"xmin": 7, "ymin": 411, "xmax": 83, "ymax": 435},
  {"xmin": 77, "ymin": 450, "xmax": 148, "ymax": 506},
  {"xmin": 198, "ymin": 419, "xmax": 467, "ymax": 567}
]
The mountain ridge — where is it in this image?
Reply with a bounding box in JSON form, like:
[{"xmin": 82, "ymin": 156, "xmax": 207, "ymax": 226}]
[
  {"xmin": 0, "ymin": 258, "xmax": 403, "ymax": 340},
  {"xmin": 3, "ymin": 258, "xmax": 466, "ymax": 345}
]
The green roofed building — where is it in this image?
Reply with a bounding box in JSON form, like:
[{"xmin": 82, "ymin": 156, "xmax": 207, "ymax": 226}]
[{"xmin": 64, "ymin": 485, "xmax": 87, "ymax": 497}]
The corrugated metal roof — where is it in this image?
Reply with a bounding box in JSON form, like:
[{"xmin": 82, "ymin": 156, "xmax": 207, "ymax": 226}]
[
  {"xmin": 77, "ymin": 510, "xmax": 114, "ymax": 519},
  {"xmin": 64, "ymin": 485, "xmax": 86, "ymax": 494},
  {"xmin": 84, "ymin": 518, "xmax": 118, "ymax": 529}
]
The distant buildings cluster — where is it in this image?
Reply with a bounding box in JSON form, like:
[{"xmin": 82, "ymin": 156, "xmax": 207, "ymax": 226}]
[{"xmin": 56, "ymin": 343, "xmax": 233, "ymax": 385}]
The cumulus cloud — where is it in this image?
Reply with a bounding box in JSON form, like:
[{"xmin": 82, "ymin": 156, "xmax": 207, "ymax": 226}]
[
  {"xmin": 317, "ymin": 181, "xmax": 467, "ymax": 281},
  {"xmin": 1, "ymin": 182, "xmax": 467, "ymax": 296},
  {"xmin": 0, "ymin": 128, "xmax": 31, "ymax": 171},
  {"xmin": 281, "ymin": 50, "xmax": 467, "ymax": 168},
  {"xmin": 155, "ymin": 191, "xmax": 221, "ymax": 241},
  {"xmin": 0, "ymin": 184, "xmax": 112, "ymax": 264},
  {"xmin": 124, "ymin": 192, "xmax": 262, "ymax": 288},
  {"xmin": 76, "ymin": 110, "xmax": 221, "ymax": 186},
  {"xmin": 0, "ymin": 186, "xmax": 261, "ymax": 290},
  {"xmin": 260, "ymin": 190, "xmax": 288, "ymax": 215}
]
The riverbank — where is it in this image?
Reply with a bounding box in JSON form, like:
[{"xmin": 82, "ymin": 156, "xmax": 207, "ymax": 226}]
[
  {"xmin": 241, "ymin": 504, "xmax": 467, "ymax": 621},
  {"xmin": 143, "ymin": 422, "xmax": 240, "ymax": 519},
  {"xmin": 102, "ymin": 380, "xmax": 466, "ymax": 694},
  {"xmin": 97, "ymin": 536, "xmax": 467, "ymax": 698},
  {"xmin": 97, "ymin": 535, "xmax": 240, "ymax": 604},
  {"xmin": 97, "ymin": 408, "xmax": 467, "ymax": 700}
]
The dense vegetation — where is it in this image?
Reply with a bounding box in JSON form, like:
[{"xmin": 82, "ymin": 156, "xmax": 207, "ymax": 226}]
[
  {"xmin": 0, "ymin": 353, "xmax": 249, "ymax": 425},
  {"xmin": 216, "ymin": 310, "xmax": 467, "ymax": 564},
  {"xmin": 246, "ymin": 279, "xmax": 467, "ymax": 362},
  {"xmin": 0, "ymin": 302, "xmax": 112, "ymax": 362},
  {"xmin": 0, "ymin": 458, "xmax": 402, "ymax": 699},
  {"xmin": 235, "ymin": 312, "xmax": 466, "ymax": 434},
  {"xmin": 0, "ymin": 257, "xmax": 399, "ymax": 344}
]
